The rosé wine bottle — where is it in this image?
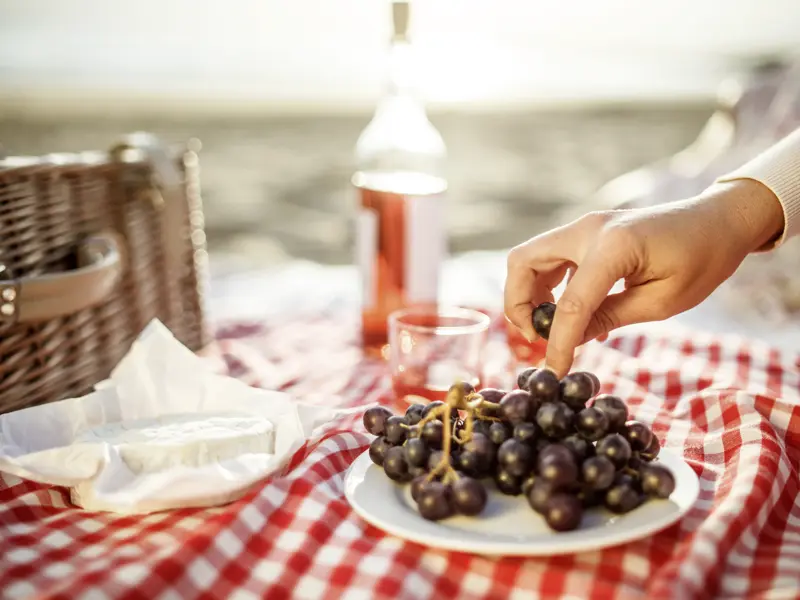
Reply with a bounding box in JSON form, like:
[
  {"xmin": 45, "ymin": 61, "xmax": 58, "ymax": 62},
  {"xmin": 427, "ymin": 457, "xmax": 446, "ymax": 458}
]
[{"xmin": 353, "ymin": 0, "xmax": 447, "ymax": 358}]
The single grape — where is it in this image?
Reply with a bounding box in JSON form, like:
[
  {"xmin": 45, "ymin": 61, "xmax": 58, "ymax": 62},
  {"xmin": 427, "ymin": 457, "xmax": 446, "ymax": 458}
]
[
  {"xmin": 517, "ymin": 367, "xmax": 538, "ymax": 391},
  {"xmin": 427, "ymin": 450, "xmax": 445, "ymax": 472},
  {"xmin": 604, "ymin": 481, "xmax": 642, "ymax": 514},
  {"xmin": 456, "ymin": 450, "xmax": 481, "ymax": 477},
  {"xmin": 581, "ymin": 455, "xmax": 616, "ymax": 490},
  {"xmin": 641, "ymin": 435, "xmax": 661, "ymax": 461},
  {"xmin": 544, "ymin": 493, "xmax": 583, "ymax": 532},
  {"xmin": 495, "ymin": 469, "xmax": 523, "ymax": 495},
  {"xmin": 500, "ymin": 390, "xmax": 534, "ymax": 425},
  {"xmin": 363, "ymin": 406, "xmax": 393, "ymax": 437},
  {"xmin": 383, "ymin": 446, "xmax": 412, "ymax": 482},
  {"xmin": 404, "ymin": 403, "xmax": 426, "ymax": 426},
  {"xmin": 537, "ymin": 443, "xmax": 574, "ymax": 469},
  {"xmin": 562, "ymin": 434, "xmax": 593, "ymax": 462},
  {"xmin": 575, "ymin": 407, "xmax": 610, "ymax": 442},
  {"xmin": 532, "ymin": 302, "xmax": 556, "ymax": 340},
  {"xmin": 497, "ymin": 439, "xmax": 534, "ymax": 477},
  {"xmin": 477, "ymin": 388, "xmax": 506, "ymax": 405},
  {"xmin": 449, "ymin": 381, "xmax": 476, "ymax": 397},
  {"xmin": 404, "ymin": 437, "xmax": 430, "ymax": 468},
  {"xmin": 410, "ymin": 475, "xmax": 428, "ymax": 502},
  {"xmin": 406, "ymin": 425, "xmax": 421, "ymax": 439},
  {"xmin": 421, "ymin": 401, "xmax": 446, "ymax": 422},
  {"xmin": 521, "ymin": 473, "xmax": 538, "ymax": 497},
  {"xmin": 489, "ymin": 421, "xmax": 513, "ymax": 446},
  {"xmin": 408, "ymin": 465, "xmax": 427, "ymax": 479},
  {"xmin": 624, "ymin": 421, "xmax": 654, "ymax": 452},
  {"xmin": 463, "ymin": 433, "xmax": 495, "ymax": 472},
  {"xmin": 627, "ymin": 453, "xmax": 644, "ymax": 471},
  {"xmin": 526, "ymin": 479, "xmax": 557, "ymax": 513},
  {"xmin": 417, "ymin": 482, "xmax": 454, "ymax": 521},
  {"xmin": 536, "ymin": 403, "xmax": 575, "ymax": 439},
  {"xmin": 514, "ymin": 422, "xmax": 538, "ymax": 445},
  {"xmin": 421, "ymin": 420, "xmax": 444, "ymax": 450},
  {"xmin": 538, "ymin": 454, "xmax": 578, "ymax": 490},
  {"xmin": 476, "ymin": 391, "xmax": 505, "ymax": 421},
  {"xmin": 640, "ymin": 464, "xmax": 676, "ymax": 499},
  {"xmin": 384, "ymin": 416, "xmax": 408, "ymax": 445},
  {"xmin": 452, "ymin": 477, "xmax": 488, "ymax": 516},
  {"xmin": 592, "ymin": 395, "xmax": 628, "ymax": 432},
  {"xmin": 560, "ymin": 372, "xmax": 596, "ymax": 410},
  {"xmin": 614, "ymin": 471, "xmax": 642, "ymax": 491},
  {"xmin": 586, "ymin": 372, "xmax": 601, "ymax": 396},
  {"xmin": 527, "ymin": 369, "xmax": 560, "ymax": 403},
  {"xmin": 596, "ymin": 433, "xmax": 633, "ymax": 469},
  {"xmin": 472, "ymin": 419, "xmax": 492, "ymax": 439},
  {"xmin": 368, "ymin": 436, "xmax": 391, "ymax": 466}
]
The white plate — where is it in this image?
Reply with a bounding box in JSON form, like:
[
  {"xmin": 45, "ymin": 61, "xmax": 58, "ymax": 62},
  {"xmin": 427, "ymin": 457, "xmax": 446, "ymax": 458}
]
[{"xmin": 344, "ymin": 448, "xmax": 699, "ymax": 556}]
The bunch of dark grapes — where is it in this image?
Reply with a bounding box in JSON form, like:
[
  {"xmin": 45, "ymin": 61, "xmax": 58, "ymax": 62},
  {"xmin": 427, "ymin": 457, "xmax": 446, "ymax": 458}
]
[{"xmin": 362, "ymin": 305, "xmax": 676, "ymax": 532}]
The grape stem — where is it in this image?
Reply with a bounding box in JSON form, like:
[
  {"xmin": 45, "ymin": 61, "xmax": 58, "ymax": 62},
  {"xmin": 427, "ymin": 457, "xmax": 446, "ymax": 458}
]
[
  {"xmin": 423, "ymin": 381, "xmax": 503, "ymax": 484},
  {"xmin": 472, "ymin": 396, "xmax": 502, "ymax": 422},
  {"xmin": 432, "ymin": 398, "xmax": 459, "ymax": 483}
]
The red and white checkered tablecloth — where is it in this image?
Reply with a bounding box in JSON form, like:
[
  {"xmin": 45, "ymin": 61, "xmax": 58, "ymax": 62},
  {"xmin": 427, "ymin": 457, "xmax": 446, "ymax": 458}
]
[{"xmin": 2, "ymin": 312, "xmax": 800, "ymax": 600}]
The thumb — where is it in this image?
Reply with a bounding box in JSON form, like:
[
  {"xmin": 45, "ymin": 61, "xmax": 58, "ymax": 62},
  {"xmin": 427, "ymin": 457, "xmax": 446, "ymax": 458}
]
[{"xmin": 581, "ymin": 281, "xmax": 673, "ymax": 343}]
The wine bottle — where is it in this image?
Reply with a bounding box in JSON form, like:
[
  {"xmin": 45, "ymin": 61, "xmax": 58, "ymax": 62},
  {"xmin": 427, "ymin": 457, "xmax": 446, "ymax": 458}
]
[{"xmin": 353, "ymin": 0, "xmax": 447, "ymax": 357}]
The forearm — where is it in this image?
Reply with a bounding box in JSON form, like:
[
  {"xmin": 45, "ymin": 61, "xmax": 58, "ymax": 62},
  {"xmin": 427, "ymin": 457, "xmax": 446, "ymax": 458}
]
[{"xmin": 716, "ymin": 127, "xmax": 800, "ymax": 249}]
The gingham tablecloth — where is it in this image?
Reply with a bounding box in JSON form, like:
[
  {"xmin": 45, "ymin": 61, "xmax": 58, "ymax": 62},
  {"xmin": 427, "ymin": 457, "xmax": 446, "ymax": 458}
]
[{"xmin": 2, "ymin": 311, "xmax": 800, "ymax": 600}]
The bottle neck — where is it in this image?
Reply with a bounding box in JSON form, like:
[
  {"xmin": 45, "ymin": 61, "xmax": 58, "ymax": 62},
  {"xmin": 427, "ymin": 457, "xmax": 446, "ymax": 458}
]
[{"xmin": 384, "ymin": 38, "xmax": 417, "ymax": 100}]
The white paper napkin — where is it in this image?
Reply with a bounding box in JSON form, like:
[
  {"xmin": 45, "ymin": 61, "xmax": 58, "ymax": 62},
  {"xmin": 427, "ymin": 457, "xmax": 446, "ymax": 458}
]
[{"xmin": 0, "ymin": 320, "xmax": 368, "ymax": 514}]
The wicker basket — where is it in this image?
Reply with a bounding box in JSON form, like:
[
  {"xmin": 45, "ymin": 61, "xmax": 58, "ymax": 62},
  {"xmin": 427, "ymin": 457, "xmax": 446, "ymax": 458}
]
[{"xmin": 0, "ymin": 132, "xmax": 209, "ymax": 414}]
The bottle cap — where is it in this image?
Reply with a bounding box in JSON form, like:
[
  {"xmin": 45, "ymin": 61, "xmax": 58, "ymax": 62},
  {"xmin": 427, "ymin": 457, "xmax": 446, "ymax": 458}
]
[{"xmin": 392, "ymin": 1, "xmax": 410, "ymax": 42}]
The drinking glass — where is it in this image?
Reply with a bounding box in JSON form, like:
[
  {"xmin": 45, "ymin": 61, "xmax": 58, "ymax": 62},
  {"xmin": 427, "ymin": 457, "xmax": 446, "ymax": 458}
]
[{"xmin": 388, "ymin": 306, "xmax": 490, "ymax": 404}]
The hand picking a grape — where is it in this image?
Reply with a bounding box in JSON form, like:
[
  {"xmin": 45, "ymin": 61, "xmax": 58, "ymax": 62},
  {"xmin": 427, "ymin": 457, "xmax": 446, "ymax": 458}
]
[
  {"xmin": 362, "ymin": 368, "xmax": 676, "ymax": 533},
  {"xmin": 504, "ymin": 178, "xmax": 789, "ymax": 377}
]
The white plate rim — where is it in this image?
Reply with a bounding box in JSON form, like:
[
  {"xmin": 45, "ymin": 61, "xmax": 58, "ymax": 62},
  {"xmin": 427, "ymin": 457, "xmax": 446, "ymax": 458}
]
[{"xmin": 344, "ymin": 447, "xmax": 700, "ymax": 556}]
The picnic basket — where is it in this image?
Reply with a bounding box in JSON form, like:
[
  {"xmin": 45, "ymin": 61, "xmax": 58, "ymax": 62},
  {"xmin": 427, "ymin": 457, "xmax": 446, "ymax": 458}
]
[{"xmin": 0, "ymin": 132, "xmax": 209, "ymax": 414}]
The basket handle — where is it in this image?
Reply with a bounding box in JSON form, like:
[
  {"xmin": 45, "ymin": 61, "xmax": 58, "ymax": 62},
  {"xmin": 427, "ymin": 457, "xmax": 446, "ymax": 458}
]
[{"xmin": 0, "ymin": 234, "xmax": 123, "ymax": 324}]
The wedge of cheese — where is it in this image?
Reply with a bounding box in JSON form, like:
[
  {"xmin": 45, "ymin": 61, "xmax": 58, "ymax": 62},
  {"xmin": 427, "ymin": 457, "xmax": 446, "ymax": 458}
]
[{"xmin": 73, "ymin": 413, "xmax": 275, "ymax": 474}]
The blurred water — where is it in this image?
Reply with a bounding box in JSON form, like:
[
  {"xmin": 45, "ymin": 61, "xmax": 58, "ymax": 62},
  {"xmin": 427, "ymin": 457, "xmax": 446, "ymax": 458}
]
[{"xmin": 0, "ymin": 107, "xmax": 711, "ymax": 271}]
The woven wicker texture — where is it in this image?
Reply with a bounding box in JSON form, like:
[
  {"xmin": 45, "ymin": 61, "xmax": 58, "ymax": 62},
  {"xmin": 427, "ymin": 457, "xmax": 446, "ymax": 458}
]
[{"xmin": 0, "ymin": 140, "xmax": 208, "ymax": 414}]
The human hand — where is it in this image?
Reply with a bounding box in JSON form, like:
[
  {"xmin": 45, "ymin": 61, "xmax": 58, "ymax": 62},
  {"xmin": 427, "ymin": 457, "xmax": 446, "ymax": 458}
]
[{"xmin": 504, "ymin": 179, "xmax": 785, "ymax": 377}]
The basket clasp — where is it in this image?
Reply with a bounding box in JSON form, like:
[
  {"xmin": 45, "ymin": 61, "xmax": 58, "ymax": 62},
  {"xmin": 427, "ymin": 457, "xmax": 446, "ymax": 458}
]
[{"xmin": 0, "ymin": 263, "xmax": 20, "ymax": 323}]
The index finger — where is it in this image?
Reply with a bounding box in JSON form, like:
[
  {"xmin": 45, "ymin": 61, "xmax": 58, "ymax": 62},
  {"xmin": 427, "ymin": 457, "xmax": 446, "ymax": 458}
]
[
  {"xmin": 504, "ymin": 246, "xmax": 539, "ymax": 341},
  {"xmin": 504, "ymin": 245, "xmax": 571, "ymax": 342},
  {"xmin": 544, "ymin": 252, "xmax": 623, "ymax": 377},
  {"xmin": 504, "ymin": 220, "xmax": 595, "ymax": 341}
]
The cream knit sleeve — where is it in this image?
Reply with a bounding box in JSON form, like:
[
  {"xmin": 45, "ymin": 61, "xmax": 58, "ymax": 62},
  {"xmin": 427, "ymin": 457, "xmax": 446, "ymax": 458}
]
[{"xmin": 716, "ymin": 127, "xmax": 800, "ymax": 248}]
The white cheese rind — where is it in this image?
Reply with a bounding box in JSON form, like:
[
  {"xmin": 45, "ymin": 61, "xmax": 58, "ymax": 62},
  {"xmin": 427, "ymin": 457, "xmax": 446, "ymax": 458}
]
[{"xmin": 73, "ymin": 413, "xmax": 275, "ymax": 474}]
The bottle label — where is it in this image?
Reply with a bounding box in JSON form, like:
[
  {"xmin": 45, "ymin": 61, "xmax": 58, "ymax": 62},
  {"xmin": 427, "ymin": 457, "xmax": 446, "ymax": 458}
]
[
  {"xmin": 356, "ymin": 207, "xmax": 378, "ymax": 309},
  {"xmin": 405, "ymin": 193, "xmax": 445, "ymax": 304}
]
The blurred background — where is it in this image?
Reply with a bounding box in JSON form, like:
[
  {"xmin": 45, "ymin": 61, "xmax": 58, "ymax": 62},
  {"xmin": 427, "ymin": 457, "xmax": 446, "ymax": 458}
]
[{"xmin": 2, "ymin": 0, "xmax": 800, "ymax": 278}]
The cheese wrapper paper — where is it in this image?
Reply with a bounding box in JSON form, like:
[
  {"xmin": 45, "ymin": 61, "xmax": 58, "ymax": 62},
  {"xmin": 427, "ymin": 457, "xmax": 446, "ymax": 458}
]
[{"xmin": 0, "ymin": 320, "xmax": 370, "ymax": 514}]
